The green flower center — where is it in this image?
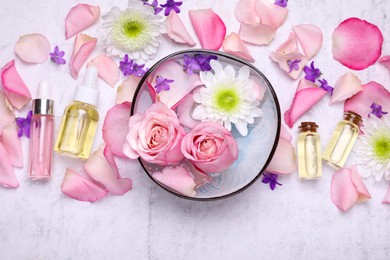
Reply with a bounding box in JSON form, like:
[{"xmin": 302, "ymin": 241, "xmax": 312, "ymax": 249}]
[
  {"xmin": 123, "ymin": 20, "xmax": 144, "ymax": 38},
  {"xmin": 373, "ymin": 135, "xmax": 390, "ymax": 161},
  {"xmin": 214, "ymin": 87, "xmax": 240, "ymax": 113}
]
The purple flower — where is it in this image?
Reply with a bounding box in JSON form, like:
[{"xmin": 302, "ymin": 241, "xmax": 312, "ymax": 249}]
[
  {"xmin": 154, "ymin": 76, "xmax": 174, "ymax": 93},
  {"xmin": 160, "ymin": 0, "xmax": 182, "ymax": 16},
  {"xmin": 119, "ymin": 54, "xmax": 148, "ymax": 77},
  {"xmin": 182, "ymin": 54, "xmax": 217, "ymax": 74},
  {"xmin": 143, "ymin": 0, "xmax": 163, "ymax": 15},
  {"xmin": 318, "ymin": 79, "xmax": 334, "ymax": 95},
  {"xmin": 132, "ymin": 63, "xmax": 148, "ymax": 78},
  {"xmin": 194, "ymin": 54, "xmax": 218, "ymax": 71},
  {"xmin": 369, "ymin": 103, "xmax": 388, "ymax": 118},
  {"xmin": 274, "ymin": 0, "xmax": 288, "ymax": 7},
  {"xmin": 304, "ymin": 61, "xmax": 321, "ymax": 82},
  {"xmin": 287, "ymin": 59, "xmax": 301, "ymax": 73},
  {"xmin": 49, "ymin": 46, "xmax": 66, "ymax": 65},
  {"xmin": 262, "ymin": 172, "xmax": 282, "ymax": 190},
  {"xmin": 16, "ymin": 110, "xmax": 32, "ymax": 138},
  {"xmin": 183, "ymin": 55, "xmax": 201, "ymax": 74}
]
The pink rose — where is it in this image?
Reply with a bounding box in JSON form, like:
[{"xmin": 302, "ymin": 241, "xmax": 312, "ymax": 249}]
[
  {"xmin": 181, "ymin": 122, "xmax": 239, "ymax": 173},
  {"xmin": 123, "ymin": 102, "xmax": 185, "ymax": 165}
]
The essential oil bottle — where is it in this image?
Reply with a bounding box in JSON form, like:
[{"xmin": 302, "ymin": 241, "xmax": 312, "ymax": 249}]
[
  {"xmin": 322, "ymin": 111, "xmax": 362, "ymax": 168},
  {"xmin": 297, "ymin": 122, "xmax": 322, "ymax": 179},
  {"xmin": 54, "ymin": 66, "xmax": 99, "ymax": 159},
  {"xmin": 28, "ymin": 81, "xmax": 55, "ymax": 180}
]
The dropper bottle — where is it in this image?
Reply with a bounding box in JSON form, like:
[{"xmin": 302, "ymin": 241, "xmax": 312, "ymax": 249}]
[{"xmin": 54, "ymin": 66, "xmax": 99, "ymax": 159}]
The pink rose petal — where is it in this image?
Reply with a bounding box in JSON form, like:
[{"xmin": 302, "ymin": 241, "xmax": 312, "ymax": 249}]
[
  {"xmin": 330, "ymin": 72, "xmax": 362, "ymax": 105},
  {"xmin": 116, "ymin": 76, "xmax": 140, "ymax": 104},
  {"xmin": 222, "ymin": 33, "xmax": 254, "ymax": 62},
  {"xmin": 382, "ymin": 183, "xmax": 390, "ymax": 204},
  {"xmin": 84, "ymin": 144, "xmax": 132, "ymax": 195},
  {"xmin": 88, "ymin": 55, "xmax": 119, "ymax": 87},
  {"xmin": 344, "ymin": 81, "xmax": 390, "ymax": 120},
  {"xmin": 186, "ymin": 163, "xmax": 212, "ymax": 188},
  {"xmin": 235, "ymin": 0, "xmax": 260, "ymax": 24},
  {"xmin": 266, "ymin": 138, "xmax": 296, "ymax": 175},
  {"xmin": 61, "ymin": 168, "xmax": 108, "ymax": 202},
  {"xmin": 284, "ymin": 79, "xmax": 327, "ymax": 128},
  {"xmin": 152, "ymin": 165, "xmax": 197, "ymax": 197},
  {"xmin": 379, "ymin": 55, "xmax": 390, "ymax": 73},
  {"xmin": 189, "ymin": 9, "xmax": 226, "ymax": 50},
  {"xmin": 176, "ymin": 94, "xmax": 199, "ymax": 129},
  {"xmin": 350, "ymin": 166, "xmax": 371, "ymax": 202},
  {"xmin": 269, "ymin": 51, "xmax": 307, "ymax": 79},
  {"xmin": 1, "ymin": 123, "xmax": 23, "ymax": 168},
  {"xmin": 293, "ymin": 24, "xmax": 323, "ymax": 59},
  {"xmin": 239, "ymin": 22, "xmax": 276, "ymax": 46},
  {"xmin": 14, "ymin": 33, "xmax": 50, "ymax": 64},
  {"xmin": 0, "ymin": 91, "xmax": 15, "ymax": 132},
  {"xmin": 0, "ymin": 142, "xmax": 19, "ymax": 188},
  {"xmin": 275, "ymin": 31, "xmax": 298, "ymax": 54},
  {"xmin": 332, "ymin": 17, "xmax": 383, "ymax": 70},
  {"xmin": 165, "ymin": 10, "xmax": 196, "ymax": 46},
  {"xmin": 102, "ymin": 103, "xmax": 131, "ymax": 158},
  {"xmin": 255, "ymin": 0, "xmax": 288, "ymax": 28},
  {"xmin": 0, "ymin": 60, "xmax": 32, "ymax": 109},
  {"xmin": 65, "ymin": 4, "xmax": 100, "ymax": 39},
  {"xmin": 69, "ymin": 33, "xmax": 97, "ymax": 79}
]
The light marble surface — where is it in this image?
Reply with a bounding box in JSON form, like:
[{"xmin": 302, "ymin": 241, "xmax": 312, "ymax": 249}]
[{"xmin": 1, "ymin": 0, "xmax": 390, "ymax": 259}]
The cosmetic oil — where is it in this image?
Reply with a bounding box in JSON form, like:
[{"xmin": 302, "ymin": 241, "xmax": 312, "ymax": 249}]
[
  {"xmin": 322, "ymin": 111, "xmax": 362, "ymax": 169},
  {"xmin": 54, "ymin": 66, "xmax": 99, "ymax": 159},
  {"xmin": 297, "ymin": 122, "xmax": 322, "ymax": 179}
]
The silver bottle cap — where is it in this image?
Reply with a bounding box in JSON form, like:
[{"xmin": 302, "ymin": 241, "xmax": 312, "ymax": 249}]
[{"xmin": 33, "ymin": 99, "xmax": 54, "ymax": 115}]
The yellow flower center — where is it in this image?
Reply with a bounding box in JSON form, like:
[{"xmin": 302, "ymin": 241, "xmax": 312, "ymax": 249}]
[
  {"xmin": 373, "ymin": 134, "xmax": 390, "ymax": 162},
  {"xmin": 214, "ymin": 87, "xmax": 240, "ymax": 113},
  {"xmin": 123, "ymin": 20, "xmax": 145, "ymax": 38}
]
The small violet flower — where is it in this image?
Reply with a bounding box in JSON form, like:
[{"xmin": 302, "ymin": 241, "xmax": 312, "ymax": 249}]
[
  {"xmin": 183, "ymin": 55, "xmax": 201, "ymax": 74},
  {"xmin": 304, "ymin": 61, "xmax": 321, "ymax": 82},
  {"xmin": 143, "ymin": 0, "xmax": 163, "ymax": 15},
  {"xmin": 274, "ymin": 0, "xmax": 288, "ymax": 8},
  {"xmin": 182, "ymin": 54, "xmax": 217, "ymax": 74},
  {"xmin": 160, "ymin": 0, "xmax": 182, "ymax": 16},
  {"xmin": 287, "ymin": 59, "xmax": 301, "ymax": 73},
  {"xmin": 154, "ymin": 76, "xmax": 174, "ymax": 93},
  {"xmin": 132, "ymin": 63, "xmax": 148, "ymax": 78},
  {"xmin": 195, "ymin": 54, "xmax": 218, "ymax": 71},
  {"xmin": 16, "ymin": 110, "xmax": 32, "ymax": 138},
  {"xmin": 369, "ymin": 103, "xmax": 388, "ymax": 118},
  {"xmin": 318, "ymin": 79, "xmax": 334, "ymax": 95},
  {"xmin": 262, "ymin": 172, "xmax": 282, "ymax": 190},
  {"xmin": 49, "ymin": 46, "xmax": 66, "ymax": 65},
  {"xmin": 119, "ymin": 54, "xmax": 148, "ymax": 77}
]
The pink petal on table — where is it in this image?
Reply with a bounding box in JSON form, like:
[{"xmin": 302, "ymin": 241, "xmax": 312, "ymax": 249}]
[
  {"xmin": 0, "ymin": 91, "xmax": 15, "ymax": 132},
  {"xmin": 152, "ymin": 165, "xmax": 197, "ymax": 197},
  {"xmin": 269, "ymin": 51, "xmax": 307, "ymax": 79},
  {"xmin": 284, "ymin": 79, "xmax": 327, "ymax": 128},
  {"xmin": 14, "ymin": 33, "xmax": 50, "ymax": 64},
  {"xmin": 189, "ymin": 9, "xmax": 226, "ymax": 50},
  {"xmin": 234, "ymin": 0, "xmax": 260, "ymax": 24},
  {"xmin": 239, "ymin": 22, "xmax": 276, "ymax": 46},
  {"xmin": 1, "ymin": 123, "xmax": 23, "ymax": 168},
  {"xmin": 255, "ymin": 0, "xmax": 288, "ymax": 28},
  {"xmin": 65, "ymin": 4, "xmax": 100, "ymax": 39},
  {"xmin": 222, "ymin": 33, "xmax": 254, "ymax": 62},
  {"xmin": 382, "ymin": 183, "xmax": 390, "ymax": 204},
  {"xmin": 350, "ymin": 166, "xmax": 371, "ymax": 202},
  {"xmin": 176, "ymin": 94, "xmax": 199, "ymax": 129},
  {"xmin": 116, "ymin": 76, "xmax": 140, "ymax": 104},
  {"xmin": 266, "ymin": 138, "xmax": 296, "ymax": 175},
  {"xmin": 0, "ymin": 143, "xmax": 19, "ymax": 188},
  {"xmin": 88, "ymin": 55, "xmax": 119, "ymax": 87},
  {"xmin": 344, "ymin": 81, "xmax": 390, "ymax": 120},
  {"xmin": 279, "ymin": 124, "xmax": 292, "ymax": 142},
  {"xmin": 332, "ymin": 17, "xmax": 383, "ymax": 70},
  {"xmin": 275, "ymin": 31, "xmax": 298, "ymax": 54},
  {"xmin": 379, "ymin": 55, "xmax": 390, "ymax": 72},
  {"xmin": 0, "ymin": 60, "xmax": 32, "ymax": 109},
  {"xmin": 69, "ymin": 33, "xmax": 97, "ymax": 79},
  {"xmin": 330, "ymin": 72, "xmax": 362, "ymax": 105},
  {"xmin": 165, "ymin": 10, "xmax": 196, "ymax": 46},
  {"xmin": 293, "ymin": 24, "xmax": 323, "ymax": 59},
  {"xmin": 61, "ymin": 168, "xmax": 108, "ymax": 202},
  {"xmin": 84, "ymin": 144, "xmax": 132, "ymax": 195},
  {"xmin": 102, "ymin": 103, "xmax": 131, "ymax": 158}
]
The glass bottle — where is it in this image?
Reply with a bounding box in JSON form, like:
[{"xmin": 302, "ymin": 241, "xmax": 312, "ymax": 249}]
[
  {"xmin": 54, "ymin": 66, "xmax": 99, "ymax": 159},
  {"xmin": 322, "ymin": 111, "xmax": 362, "ymax": 168},
  {"xmin": 297, "ymin": 122, "xmax": 322, "ymax": 179}
]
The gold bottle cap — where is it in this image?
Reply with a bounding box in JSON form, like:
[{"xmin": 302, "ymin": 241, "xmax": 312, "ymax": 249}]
[{"xmin": 299, "ymin": 122, "xmax": 318, "ymax": 133}]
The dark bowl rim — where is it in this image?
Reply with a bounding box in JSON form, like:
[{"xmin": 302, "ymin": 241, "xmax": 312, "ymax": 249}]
[{"xmin": 131, "ymin": 49, "xmax": 281, "ymax": 201}]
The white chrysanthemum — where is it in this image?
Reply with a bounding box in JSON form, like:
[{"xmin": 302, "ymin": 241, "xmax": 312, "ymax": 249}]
[
  {"xmin": 192, "ymin": 60, "xmax": 263, "ymax": 136},
  {"xmin": 101, "ymin": 0, "xmax": 166, "ymax": 63},
  {"xmin": 355, "ymin": 116, "xmax": 390, "ymax": 181}
]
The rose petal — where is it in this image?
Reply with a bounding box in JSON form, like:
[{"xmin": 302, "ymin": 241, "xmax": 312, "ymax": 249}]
[
  {"xmin": 350, "ymin": 166, "xmax": 371, "ymax": 202},
  {"xmin": 88, "ymin": 55, "xmax": 119, "ymax": 87},
  {"xmin": 235, "ymin": 0, "xmax": 260, "ymax": 24},
  {"xmin": 279, "ymin": 124, "xmax": 292, "ymax": 142},
  {"xmin": 102, "ymin": 103, "xmax": 131, "ymax": 158},
  {"xmin": 293, "ymin": 24, "xmax": 323, "ymax": 59},
  {"xmin": 84, "ymin": 144, "xmax": 132, "ymax": 195},
  {"xmin": 330, "ymin": 72, "xmax": 362, "ymax": 105},
  {"xmin": 379, "ymin": 55, "xmax": 390, "ymax": 73},
  {"xmin": 382, "ymin": 183, "xmax": 390, "ymax": 204},
  {"xmin": 0, "ymin": 60, "xmax": 32, "ymax": 109},
  {"xmin": 176, "ymin": 94, "xmax": 199, "ymax": 129},
  {"xmin": 116, "ymin": 76, "xmax": 140, "ymax": 104},
  {"xmin": 165, "ymin": 10, "xmax": 196, "ymax": 46},
  {"xmin": 222, "ymin": 33, "xmax": 254, "ymax": 62},
  {"xmin": 275, "ymin": 31, "xmax": 298, "ymax": 54},
  {"xmin": 14, "ymin": 33, "xmax": 50, "ymax": 64},
  {"xmin": 1, "ymin": 123, "xmax": 23, "ymax": 168},
  {"xmin": 284, "ymin": 79, "xmax": 327, "ymax": 128},
  {"xmin": 269, "ymin": 51, "xmax": 307, "ymax": 79},
  {"xmin": 266, "ymin": 138, "xmax": 296, "ymax": 175},
  {"xmin": 239, "ymin": 22, "xmax": 276, "ymax": 46},
  {"xmin": 255, "ymin": 0, "xmax": 288, "ymax": 28},
  {"xmin": 69, "ymin": 33, "xmax": 97, "ymax": 79},
  {"xmin": 186, "ymin": 162, "xmax": 212, "ymax": 188},
  {"xmin": 65, "ymin": 4, "xmax": 100, "ymax": 39},
  {"xmin": 0, "ymin": 91, "xmax": 15, "ymax": 132},
  {"xmin": 332, "ymin": 17, "xmax": 383, "ymax": 70},
  {"xmin": 0, "ymin": 142, "xmax": 19, "ymax": 188},
  {"xmin": 189, "ymin": 9, "xmax": 226, "ymax": 50},
  {"xmin": 152, "ymin": 165, "xmax": 196, "ymax": 197},
  {"xmin": 344, "ymin": 81, "xmax": 390, "ymax": 120},
  {"xmin": 61, "ymin": 168, "xmax": 108, "ymax": 202}
]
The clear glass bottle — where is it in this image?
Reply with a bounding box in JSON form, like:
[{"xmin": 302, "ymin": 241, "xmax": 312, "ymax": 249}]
[
  {"xmin": 28, "ymin": 81, "xmax": 54, "ymax": 180},
  {"xmin": 322, "ymin": 111, "xmax": 362, "ymax": 168},
  {"xmin": 54, "ymin": 66, "xmax": 99, "ymax": 159},
  {"xmin": 297, "ymin": 122, "xmax": 322, "ymax": 179}
]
